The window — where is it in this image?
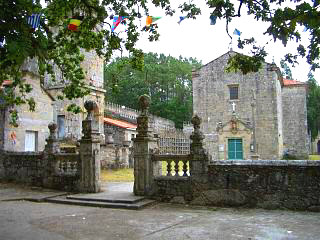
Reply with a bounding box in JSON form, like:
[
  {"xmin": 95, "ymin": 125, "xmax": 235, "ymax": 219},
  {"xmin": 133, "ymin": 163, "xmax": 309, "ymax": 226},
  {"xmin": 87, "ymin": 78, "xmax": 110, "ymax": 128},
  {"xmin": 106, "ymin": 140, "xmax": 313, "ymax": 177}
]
[
  {"xmin": 57, "ymin": 115, "xmax": 65, "ymax": 139},
  {"xmin": 229, "ymin": 85, "xmax": 239, "ymax": 100},
  {"xmin": 228, "ymin": 138, "xmax": 243, "ymax": 160},
  {"xmin": 25, "ymin": 131, "xmax": 38, "ymax": 152}
]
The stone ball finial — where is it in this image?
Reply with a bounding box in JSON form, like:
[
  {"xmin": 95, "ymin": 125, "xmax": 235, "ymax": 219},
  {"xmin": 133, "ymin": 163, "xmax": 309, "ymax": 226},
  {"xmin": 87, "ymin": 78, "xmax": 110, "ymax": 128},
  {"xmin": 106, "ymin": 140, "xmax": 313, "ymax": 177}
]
[
  {"xmin": 84, "ymin": 100, "xmax": 98, "ymax": 112},
  {"xmin": 48, "ymin": 122, "xmax": 57, "ymax": 133},
  {"xmin": 191, "ymin": 115, "xmax": 201, "ymax": 129},
  {"xmin": 138, "ymin": 95, "xmax": 150, "ymax": 111}
]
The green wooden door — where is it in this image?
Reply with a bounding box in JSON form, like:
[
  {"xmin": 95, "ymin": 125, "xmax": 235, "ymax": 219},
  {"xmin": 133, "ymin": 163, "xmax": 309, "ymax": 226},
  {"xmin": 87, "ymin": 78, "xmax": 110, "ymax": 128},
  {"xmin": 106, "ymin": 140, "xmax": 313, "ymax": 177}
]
[{"xmin": 228, "ymin": 139, "xmax": 243, "ymax": 160}]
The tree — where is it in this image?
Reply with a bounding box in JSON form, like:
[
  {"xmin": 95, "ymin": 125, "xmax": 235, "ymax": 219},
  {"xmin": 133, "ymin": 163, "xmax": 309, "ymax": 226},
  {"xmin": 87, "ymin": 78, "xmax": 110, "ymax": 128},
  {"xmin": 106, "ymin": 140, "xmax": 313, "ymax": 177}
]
[
  {"xmin": 1, "ymin": 0, "xmax": 319, "ymax": 125},
  {"xmin": 307, "ymin": 72, "xmax": 320, "ymax": 140},
  {"xmin": 104, "ymin": 53, "xmax": 201, "ymax": 128},
  {"xmin": 280, "ymin": 59, "xmax": 293, "ymax": 79}
]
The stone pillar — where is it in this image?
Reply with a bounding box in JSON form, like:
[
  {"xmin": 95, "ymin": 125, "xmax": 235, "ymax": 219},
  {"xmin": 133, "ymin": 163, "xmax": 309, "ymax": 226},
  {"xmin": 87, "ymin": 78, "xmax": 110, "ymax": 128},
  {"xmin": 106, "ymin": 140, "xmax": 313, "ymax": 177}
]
[
  {"xmin": 133, "ymin": 95, "xmax": 158, "ymax": 196},
  {"xmin": 189, "ymin": 115, "xmax": 209, "ymax": 176},
  {"xmin": 45, "ymin": 123, "xmax": 60, "ymax": 154},
  {"xmin": 78, "ymin": 100, "xmax": 101, "ymax": 193},
  {"xmin": 43, "ymin": 123, "xmax": 60, "ymax": 188}
]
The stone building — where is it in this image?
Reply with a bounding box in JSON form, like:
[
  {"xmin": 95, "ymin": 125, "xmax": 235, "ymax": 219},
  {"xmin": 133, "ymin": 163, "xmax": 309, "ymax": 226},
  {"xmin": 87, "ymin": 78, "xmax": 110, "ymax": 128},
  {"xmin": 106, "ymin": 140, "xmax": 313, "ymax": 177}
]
[
  {"xmin": 0, "ymin": 61, "xmax": 54, "ymax": 152},
  {"xmin": 44, "ymin": 50, "xmax": 106, "ymax": 144},
  {"xmin": 192, "ymin": 51, "xmax": 308, "ymax": 160},
  {"xmin": 0, "ymin": 48, "xmax": 105, "ymax": 152}
]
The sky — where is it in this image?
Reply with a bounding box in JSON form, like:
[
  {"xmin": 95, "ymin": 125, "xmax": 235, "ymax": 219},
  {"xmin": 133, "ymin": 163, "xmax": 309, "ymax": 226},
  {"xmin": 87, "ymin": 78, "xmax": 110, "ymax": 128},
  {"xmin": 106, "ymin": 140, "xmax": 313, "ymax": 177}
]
[{"xmin": 114, "ymin": 0, "xmax": 319, "ymax": 83}]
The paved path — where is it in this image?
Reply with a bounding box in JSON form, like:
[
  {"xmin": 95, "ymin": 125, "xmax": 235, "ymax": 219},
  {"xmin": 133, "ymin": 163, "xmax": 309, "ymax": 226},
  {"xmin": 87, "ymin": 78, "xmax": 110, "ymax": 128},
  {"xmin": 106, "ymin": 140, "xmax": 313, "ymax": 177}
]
[{"xmin": 1, "ymin": 182, "xmax": 320, "ymax": 240}]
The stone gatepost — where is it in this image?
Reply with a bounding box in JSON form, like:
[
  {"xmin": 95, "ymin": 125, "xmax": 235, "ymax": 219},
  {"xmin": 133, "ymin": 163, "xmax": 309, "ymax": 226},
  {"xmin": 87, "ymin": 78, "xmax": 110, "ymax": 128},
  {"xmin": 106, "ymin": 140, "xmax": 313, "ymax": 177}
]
[
  {"xmin": 190, "ymin": 115, "xmax": 209, "ymax": 176},
  {"xmin": 43, "ymin": 123, "xmax": 60, "ymax": 188},
  {"xmin": 133, "ymin": 95, "xmax": 158, "ymax": 196},
  {"xmin": 78, "ymin": 100, "xmax": 101, "ymax": 193},
  {"xmin": 45, "ymin": 123, "xmax": 60, "ymax": 154}
]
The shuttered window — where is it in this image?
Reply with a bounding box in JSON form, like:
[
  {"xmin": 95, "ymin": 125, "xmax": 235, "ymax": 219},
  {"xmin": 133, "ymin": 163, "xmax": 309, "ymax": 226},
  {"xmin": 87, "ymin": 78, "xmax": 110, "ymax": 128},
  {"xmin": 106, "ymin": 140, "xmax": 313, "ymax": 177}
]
[{"xmin": 25, "ymin": 131, "xmax": 37, "ymax": 152}]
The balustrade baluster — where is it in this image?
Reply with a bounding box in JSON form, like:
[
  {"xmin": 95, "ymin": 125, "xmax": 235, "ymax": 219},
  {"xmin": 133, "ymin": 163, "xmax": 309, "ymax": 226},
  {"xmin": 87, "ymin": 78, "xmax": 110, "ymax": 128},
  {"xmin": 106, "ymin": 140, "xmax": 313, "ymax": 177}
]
[
  {"xmin": 183, "ymin": 160, "xmax": 188, "ymax": 176},
  {"xmin": 62, "ymin": 161, "xmax": 67, "ymax": 173},
  {"xmin": 59, "ymin": 160, "xmax": 63, "ymax": 173},
  {"xmin": 174, "ymin": 160, "xmax": 179, "ymax": 176},
  {"xmin": 166, "ymin": 160, "xmax": 172, "ymax": 176}
]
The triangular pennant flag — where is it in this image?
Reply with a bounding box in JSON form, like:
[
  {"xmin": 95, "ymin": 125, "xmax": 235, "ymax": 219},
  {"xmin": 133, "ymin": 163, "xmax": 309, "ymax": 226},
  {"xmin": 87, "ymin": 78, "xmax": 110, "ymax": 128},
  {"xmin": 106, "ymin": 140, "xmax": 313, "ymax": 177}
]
[
  {"xmin": 178, "ymin": 16, "xmax": 187, "ymax": 24},
  {"xmin": 111, "ymin": 16, "xmax": 128, "ymax": 32},
  {"xmin": 210, "ymin": 15, "xmax": 217, "ymax": 25},
  {"xmin": 27, "ymin": 14, "xmax": 41, "ymax": 29},
  {"xmin": 146, "ymin": 16, "xmax": 161, "ymax": 26},
  {"xmin": 233, "ymin": 28, "xmax": 241, "ymax": 36},
  {"xmin": 68, "ymin": 16, "xmax": 83, "ymax": 31}
]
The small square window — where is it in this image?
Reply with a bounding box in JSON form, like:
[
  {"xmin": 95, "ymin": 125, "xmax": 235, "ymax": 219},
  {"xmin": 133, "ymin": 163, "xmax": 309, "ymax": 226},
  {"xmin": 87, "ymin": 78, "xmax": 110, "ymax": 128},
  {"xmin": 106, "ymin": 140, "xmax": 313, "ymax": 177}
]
[{"xmin": 229, "ymin": 86, "xmax": 239, "ymax": 100}]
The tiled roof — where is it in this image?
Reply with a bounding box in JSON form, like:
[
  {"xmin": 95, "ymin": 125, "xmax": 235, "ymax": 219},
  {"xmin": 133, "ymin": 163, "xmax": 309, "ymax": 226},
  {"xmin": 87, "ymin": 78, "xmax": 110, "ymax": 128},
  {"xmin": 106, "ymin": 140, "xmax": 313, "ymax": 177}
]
[
  {"xmin": 0, "ymin": 80, "xmax": 12, "ymax": 89},
  {"xmin": 103, "ymin": 117, "xmax": 137, "ymax": 129},
  {"xmin": 283, "ymin": 78, "xmax": 305, "ymax": 86}
]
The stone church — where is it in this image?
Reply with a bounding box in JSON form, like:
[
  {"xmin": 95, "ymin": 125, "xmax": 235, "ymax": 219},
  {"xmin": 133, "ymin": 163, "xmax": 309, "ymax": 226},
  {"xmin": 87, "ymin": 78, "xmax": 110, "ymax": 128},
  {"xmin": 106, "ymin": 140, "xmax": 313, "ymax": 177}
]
[{"xmin": 192, "ymin": 51, "xmax": 308, "ymax": 160}]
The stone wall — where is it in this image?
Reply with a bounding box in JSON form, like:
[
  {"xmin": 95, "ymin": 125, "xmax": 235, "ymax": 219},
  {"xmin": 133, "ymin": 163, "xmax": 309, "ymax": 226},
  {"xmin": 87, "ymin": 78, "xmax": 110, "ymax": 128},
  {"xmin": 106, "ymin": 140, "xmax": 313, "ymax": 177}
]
[
  {"xmin": 100, "ymin": 144, "xmax": 132, "ymax": 168},
  {"xmin": 151, "ymin": 160, "xmax": 320, "ymax": 211},
  {"xmin": 2, "ymin": 71, "xmax": 54, "ymax": 152},
  {"xmin": 0, "ymin": 152, "xmax": 43, "ymax": 185},
  {"xmin": 204, "ymin": 160, "xmax": 320, "ymax": 211},
  {"xmin": 153, "ymin": 177, "xmax": 191, "ymax": 201},
  {"xmin": 0, "ymin": 151, "xmax": 80, "ymax": 191},
  {"xmin": 192, "ymin": 51, "xmax": 283, "ymax": 160},
  {"xmin": 282, "ymin": 85, "xmax": 309, "ymax": 158}
]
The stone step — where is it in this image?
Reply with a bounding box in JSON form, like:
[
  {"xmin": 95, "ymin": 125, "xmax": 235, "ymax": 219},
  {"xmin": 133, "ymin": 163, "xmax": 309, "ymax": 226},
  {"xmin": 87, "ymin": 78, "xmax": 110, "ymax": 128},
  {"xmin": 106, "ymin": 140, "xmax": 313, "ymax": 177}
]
[
  {"xmin": 66, "ymin": 192, "xmax": 145, "ymax": 204},
  {"xmin": 45, "ymin": 196, "xmax": 156, "ymax": 210}
]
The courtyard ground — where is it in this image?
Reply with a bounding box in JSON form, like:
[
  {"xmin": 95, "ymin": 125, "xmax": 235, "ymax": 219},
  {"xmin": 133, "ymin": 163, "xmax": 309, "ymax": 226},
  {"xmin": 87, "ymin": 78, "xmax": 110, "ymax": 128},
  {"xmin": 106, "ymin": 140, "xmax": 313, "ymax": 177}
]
[{"xmin": 0, "ymin": 182, "xmax": 320, "ymax": 240}]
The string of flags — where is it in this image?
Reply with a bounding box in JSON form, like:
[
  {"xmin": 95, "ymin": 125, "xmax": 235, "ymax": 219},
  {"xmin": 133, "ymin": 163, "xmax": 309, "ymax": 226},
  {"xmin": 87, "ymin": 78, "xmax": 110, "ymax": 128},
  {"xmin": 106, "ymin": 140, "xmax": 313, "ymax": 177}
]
[{"xmin": 24, "ymin": 13, "xmax": 243, "ymax": 39}]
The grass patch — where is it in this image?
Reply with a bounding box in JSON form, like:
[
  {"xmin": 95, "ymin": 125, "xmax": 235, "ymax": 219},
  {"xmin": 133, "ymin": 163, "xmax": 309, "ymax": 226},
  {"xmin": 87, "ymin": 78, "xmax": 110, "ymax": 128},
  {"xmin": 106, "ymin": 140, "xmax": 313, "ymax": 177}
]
[
  {"xmin": 309, "ymin": 155, "xmax": 320, "ymax": 160},
  {"xmin": 101, "ymin": 168, "xmax": 134, "ymax": 182}
]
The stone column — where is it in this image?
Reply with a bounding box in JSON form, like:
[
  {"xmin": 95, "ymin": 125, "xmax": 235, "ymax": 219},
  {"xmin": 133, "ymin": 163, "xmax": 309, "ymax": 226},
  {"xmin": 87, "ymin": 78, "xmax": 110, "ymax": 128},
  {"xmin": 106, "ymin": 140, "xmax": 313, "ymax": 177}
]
[
  {"xmin": 44, "ymin": 123, "xmax": 60, "ymax": 154},
  {"xmin": 43, "ymin": 123, "xmax": 60, "ymax": 188},
  {"xmin": 78, "ymin": 100, "xmax": 101, "ymax": 193},
  {"xmin": 133, "ymin": 95, "xmax": 158, "ymax": 196},
  {"xmin": 189, "ymin": 115, "xmax": 209, "ymax": 176}
]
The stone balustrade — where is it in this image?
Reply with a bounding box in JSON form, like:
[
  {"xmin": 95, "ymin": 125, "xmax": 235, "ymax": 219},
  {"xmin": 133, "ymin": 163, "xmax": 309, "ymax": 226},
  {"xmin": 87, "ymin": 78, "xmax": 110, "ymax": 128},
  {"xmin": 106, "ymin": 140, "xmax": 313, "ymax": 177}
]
[
  {"xmin": 152, "ymin": 155, "xmax": 189, "ymax": 177},
  {"xmin": 53, "ymin": 153, "xmax": 79, "ymax": 176}
]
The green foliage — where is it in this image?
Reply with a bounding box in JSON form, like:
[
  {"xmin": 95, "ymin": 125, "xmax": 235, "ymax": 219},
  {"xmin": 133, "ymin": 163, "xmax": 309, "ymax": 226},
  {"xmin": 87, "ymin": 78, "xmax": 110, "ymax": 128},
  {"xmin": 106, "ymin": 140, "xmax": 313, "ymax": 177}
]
[
  {"xmin": 1, "ymin": 0, "xmax": 320, "ymax": 126},
  {"xmin": 280, "ymin": 59, "xmax": 293, "ymax": 79},
  {"xmin": 307, "ymin": 72, "xmax": 320, "ymax": 140},
  {"xmin": 104, "ymin": 53, "xmax": 201, "ymax": 128}
]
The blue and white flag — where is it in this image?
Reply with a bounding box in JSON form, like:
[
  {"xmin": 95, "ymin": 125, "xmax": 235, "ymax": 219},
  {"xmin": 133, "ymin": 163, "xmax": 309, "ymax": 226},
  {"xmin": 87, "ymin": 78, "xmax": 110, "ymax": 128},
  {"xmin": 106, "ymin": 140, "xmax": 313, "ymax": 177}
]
[
  {"xmin": 233, "ymin": 28, "xmax": 241, "ymax": 36},
  {"xmin": 27, "ymin": 14, "xmax": 41, "ymax": 29},
  {"xmin": 210, "ymin": 15, "xmax": 217, "ymax": 25}
]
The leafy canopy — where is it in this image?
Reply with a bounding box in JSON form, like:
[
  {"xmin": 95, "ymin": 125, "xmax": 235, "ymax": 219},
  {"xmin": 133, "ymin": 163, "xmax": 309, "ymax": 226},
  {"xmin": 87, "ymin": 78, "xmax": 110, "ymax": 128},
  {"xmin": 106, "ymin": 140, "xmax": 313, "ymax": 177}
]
[
  {"xmin": 0, "ymin": 0, "xmax": 319, "ymax": 126},
  {"xmin": 104, "ymin": 52, "xmax": 201, "ymax": 128},
  {"xmin": 307, "ymin": 72, "xmax": 320, "ymax": 140}
]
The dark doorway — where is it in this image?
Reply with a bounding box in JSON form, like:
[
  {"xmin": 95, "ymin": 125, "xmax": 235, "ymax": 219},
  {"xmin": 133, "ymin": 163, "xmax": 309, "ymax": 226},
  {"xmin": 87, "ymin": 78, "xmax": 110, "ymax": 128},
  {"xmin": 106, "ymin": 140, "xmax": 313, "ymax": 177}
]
[{"xmin": 317, "ymin": 140, "xmax": 320, "ymax": 154}]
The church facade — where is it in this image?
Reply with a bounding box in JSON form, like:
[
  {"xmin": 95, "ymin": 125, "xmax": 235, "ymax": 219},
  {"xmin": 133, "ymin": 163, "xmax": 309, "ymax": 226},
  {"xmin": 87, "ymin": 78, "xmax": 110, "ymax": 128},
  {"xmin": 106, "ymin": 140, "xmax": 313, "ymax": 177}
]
[{"xmin": 192, "ymin": 51, "xmax": 308, "ymax": 160}]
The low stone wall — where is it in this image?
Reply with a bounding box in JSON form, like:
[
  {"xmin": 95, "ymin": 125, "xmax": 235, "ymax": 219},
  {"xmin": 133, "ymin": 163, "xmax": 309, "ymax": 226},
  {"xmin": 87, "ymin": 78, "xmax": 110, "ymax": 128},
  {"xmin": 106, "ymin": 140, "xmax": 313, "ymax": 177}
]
[
  {"xmin": 153, "ymin": 177, "xmax": 191, "ymax": 202},
  {"xmin": 0, "ymin": 151, "xmax": 43, "ymax": 186},
  {"xmin": 100, "ymin": 144, "xmax": 133, "ymax": 169},
  {"xmin": 202, "ymin": 160, "xmax": 320, "ymax": 211},
  {"xmin": 151, "ymin": 160, "xmax": 320, "ymax": 211},
  {"xmin": 0, "ymin": 151, "xmax": 80, "ymax": 191}
]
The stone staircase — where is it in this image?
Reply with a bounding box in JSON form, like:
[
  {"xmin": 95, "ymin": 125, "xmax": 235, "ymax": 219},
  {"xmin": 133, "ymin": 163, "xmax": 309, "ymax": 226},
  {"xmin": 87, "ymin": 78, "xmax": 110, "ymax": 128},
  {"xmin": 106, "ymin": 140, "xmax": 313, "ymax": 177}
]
[{"xmin": 45, "ymin": 190, "xmax": 156, "ymax": 210}]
